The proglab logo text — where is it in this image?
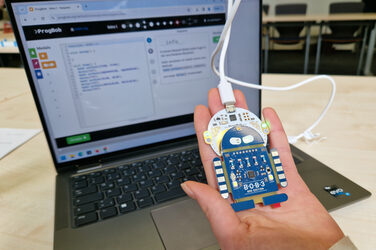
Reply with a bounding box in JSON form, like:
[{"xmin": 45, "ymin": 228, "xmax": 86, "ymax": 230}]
[{"xmin": 34, "ymin": 27, "xmax": 63, "ymax": 35}]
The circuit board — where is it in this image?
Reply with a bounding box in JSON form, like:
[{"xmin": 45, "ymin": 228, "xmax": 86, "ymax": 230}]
[
  {"xmin": 203, "ymin": 108, "xmax": 269, "ymax": 156},
  {"xmin": 204, "ymin": 108, "xmax": 288, "ymax": 212}
]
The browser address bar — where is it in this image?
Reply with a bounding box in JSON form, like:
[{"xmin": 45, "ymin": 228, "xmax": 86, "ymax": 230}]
[{"xmin": 52, "ymin": 12, "xmax": 128, "ymax": 22}]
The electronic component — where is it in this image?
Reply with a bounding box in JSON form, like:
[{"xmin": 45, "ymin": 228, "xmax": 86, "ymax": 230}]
[{"xmin": 204, "ymin": 108, "xmax": 288, "ymax": 212}]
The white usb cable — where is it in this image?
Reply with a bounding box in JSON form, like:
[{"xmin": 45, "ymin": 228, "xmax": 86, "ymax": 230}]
[{"xmin": 213, "ymin": 0, "xmax": 336, "ymax": 144}]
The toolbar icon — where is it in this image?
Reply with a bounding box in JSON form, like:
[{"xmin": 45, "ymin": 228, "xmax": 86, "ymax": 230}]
[
  {"xmin": 29, "ymin": 48, "xmax": 37, "ymax": 58},
  {"xmin": 35, "ymin": 70, "xmax": 43, "ymax": 79},
  {"xmin": 32, "ymin": 59, "xmax": 40, "ymax": 69},
  {"xmin": 42, "ymin": 61, "xmax": 57, "ymax": 69},
  {"xmin": 39, "ymin": 52, "xmax": 48, "ymax": 60}
]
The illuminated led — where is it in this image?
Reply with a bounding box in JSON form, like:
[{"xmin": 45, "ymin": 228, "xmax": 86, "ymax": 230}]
[{"xmin": 216, "ymin": 168, "xmax": 223, "ymax": 174}]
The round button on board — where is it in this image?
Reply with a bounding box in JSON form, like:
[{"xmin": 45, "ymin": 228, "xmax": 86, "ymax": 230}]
[{"xmin": 242, "ymin": 135, "xmax": 254, "ymax": 144}]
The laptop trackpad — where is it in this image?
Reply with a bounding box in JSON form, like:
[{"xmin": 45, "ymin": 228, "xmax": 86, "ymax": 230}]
[{"xmin": 151, "ymin": 199, "xmax": 219, "ymax": 250}]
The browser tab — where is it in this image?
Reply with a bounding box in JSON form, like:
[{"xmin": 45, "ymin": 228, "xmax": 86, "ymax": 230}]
[{"xmin": 26, "ymin": 4, "xmax": 82, "ymax": 13}]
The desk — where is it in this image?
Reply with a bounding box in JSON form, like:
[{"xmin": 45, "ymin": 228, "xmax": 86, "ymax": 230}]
[
  {"xmin": 263, "ymin": 13, "xmax": 376, "ymax": 75},
  {"xmin": 0, "ymin": 69, "xmax": 375, "ymax": 250}
]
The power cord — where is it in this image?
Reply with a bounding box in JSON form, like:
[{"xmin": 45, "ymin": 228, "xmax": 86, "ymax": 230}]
[{"xmin": 212, "ymin": 0, "xmax": 336, "ymax": 144}]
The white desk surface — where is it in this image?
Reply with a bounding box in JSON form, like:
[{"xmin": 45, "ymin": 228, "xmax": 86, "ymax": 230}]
[{"xmin": 0, "ymin": 69, "xmax": 375, "ymax": 250}]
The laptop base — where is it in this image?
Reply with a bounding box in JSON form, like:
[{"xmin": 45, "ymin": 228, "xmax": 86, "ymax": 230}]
[{"xmin": 292, "ymin": 145, "xmax": 371, "ymax": 212}]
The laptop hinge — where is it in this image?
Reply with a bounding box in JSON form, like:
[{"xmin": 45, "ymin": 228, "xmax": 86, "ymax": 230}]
[{"xmin": 76, "ymin": 163, "xmax": 103, "ymax": 174}]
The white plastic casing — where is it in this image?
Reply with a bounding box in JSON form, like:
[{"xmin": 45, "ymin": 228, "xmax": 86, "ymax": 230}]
[{"xmin": 218, "ymin": 80, "xmax": 236, "ymax": 106}]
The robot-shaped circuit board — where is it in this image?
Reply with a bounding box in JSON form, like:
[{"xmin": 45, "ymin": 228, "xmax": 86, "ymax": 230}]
[{"xmin": 203, "ymin": 108, "xmax": 288, "ymax": 212}]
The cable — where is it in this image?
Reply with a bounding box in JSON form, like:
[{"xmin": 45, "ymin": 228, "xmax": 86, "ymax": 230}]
[{"xmin": 213, "ymin": 0, "xmax": 336, "ymax": 144}]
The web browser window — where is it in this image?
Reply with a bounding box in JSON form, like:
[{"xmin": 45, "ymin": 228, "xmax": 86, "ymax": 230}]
[{"xmin": 10, "ymin": 0, "xmax": 260, "ymax": 164}]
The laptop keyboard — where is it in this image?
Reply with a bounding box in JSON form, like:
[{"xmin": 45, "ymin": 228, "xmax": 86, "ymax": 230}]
[{"xmin": 70, "ymin": 148, "xmax": 206, "ymax": 228}]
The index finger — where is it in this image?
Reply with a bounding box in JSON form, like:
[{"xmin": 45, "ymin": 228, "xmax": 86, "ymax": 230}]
[{"xmin": 262, "ymin": 107, "xmax": 309, "ymax": 194}]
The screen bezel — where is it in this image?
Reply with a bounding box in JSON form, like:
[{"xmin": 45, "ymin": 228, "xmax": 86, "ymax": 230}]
[{"xmin": 5, "ymin": 0, "xmax": 262, "ymax": 173}]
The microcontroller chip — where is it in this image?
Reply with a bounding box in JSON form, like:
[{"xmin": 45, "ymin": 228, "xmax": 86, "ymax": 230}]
[
  {"xmin": 247, "ymin": 170, "xmax": 255, "ymax": 179},
  {"xmin": 229, "ymin": 114, "xmax": 237, "ymax": 121}
]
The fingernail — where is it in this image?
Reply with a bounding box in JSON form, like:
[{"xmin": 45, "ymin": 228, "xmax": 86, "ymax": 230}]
[{"xmin": 181, "ymin": 182, "xmax": 195, "ymax": 199}]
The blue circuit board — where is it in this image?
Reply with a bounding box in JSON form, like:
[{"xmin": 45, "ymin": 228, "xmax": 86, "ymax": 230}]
[
  {"xmin": 220, "ymin": 126, "xmax": 279, "ymax": 200},
  {"xmin": 208, "ymin": 111, "xmax": 288, "ymax": 212},
  {"xmin": 222, "ymin": 148, "xmax": 279, "ymax": 200}
]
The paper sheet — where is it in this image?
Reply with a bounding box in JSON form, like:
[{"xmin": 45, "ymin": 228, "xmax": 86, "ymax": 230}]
[{"xmin": 0, "ymin": 128, "xmax": 41, "ymax": 160}]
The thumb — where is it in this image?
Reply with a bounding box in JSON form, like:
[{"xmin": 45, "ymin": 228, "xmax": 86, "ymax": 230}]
[{"xmin": 181, "ymin": 181, "xmax": 241, "ymax": 241}]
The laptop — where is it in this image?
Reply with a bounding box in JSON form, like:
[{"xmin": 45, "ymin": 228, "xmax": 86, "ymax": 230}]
[{"xmin": 6, "ymin": 0, "xmax": 371, "ymax": 249}]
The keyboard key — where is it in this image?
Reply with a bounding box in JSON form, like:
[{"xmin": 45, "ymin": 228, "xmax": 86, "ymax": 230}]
[
  {"xmin": 147, "ymin": 169, "xmax": 162, "ymax": 178},
  {"xmin": 151, "ymin": 184, "xmax": 166, "ymax": 194},
  {"xmin": 117, "ymin": 194, "xmax": 132, "ymax": 203},
  {"xmin": 122, "ymin": 169, "xmax": 136, "ymax": 176},
  {"xmin": 185, "ymin": 168, "xmax": 200, "ymax": 176},
  {"xmin": 179, "ymin": 162, "xmax": 191, "ymax": 170},
  {"xmin": 167, "ymin": 179, "xmax": 181, "ymax": 189},
  {"xmin": 73, "ymin": 180, "xmax": 87, "ymax": 190},
  {"xmin": 168, "ymin": 155, "xmax": 180, "ymax": 164},
  {"xmin": 123, "ymin": 184, "xmax": 138, "ymax": 193},
  {"xmin": 197, "ymin": 173, "xmax": 207, "ymax": 183},
  {"xmin": 134, "ymin": 189, "xmax": 149, "ymax": 199},
  {"xmin": 105, "ymin": 188, "xmax": 121, "ymax": 198},
  {"xmin": 183, "ymin": 176, "xmax": 197, "ymax": 182},
  {"xmin": 72, "ymin": 175, "xmax": 87, "ymax": 181},
  {"xmin": 117, "ymin": 165, "xmax": 129, "ymax": 171},
  {"xmin": 119, "ymin": 201, "xmax": 136, "ymax": 214},
  {"xmin": 155, "ymin": 175, "xmax": 169, "ymax": 184},
  {"xmin": 74, "ymin": 185, "xmax": 97, "ymax": 197},
  {"xmin": 74, "ymin": 192, "xmax": 103, "ymax": 206},
  {"xmin": 106, "ymin": 173, "xmax": 120, "ymax": 181},
  {"xmin": 155, "ymin": 187, "xmax": 185, "ymax": 203},
  {"xmin": 132, "ymin": 173, "xmax": 146, "ymax": 182},
  {"xmin": 99, "ymin": 182, "xmax": 115, "ymax": 191},
  {"xmin": 88, "ymin": 172, "xmax": 102, "ymax": 177},
  {"xmin": 74, "ymin": 203, "xmax": 96, "ymax": 216},
  {"xmin": 163, "ymin": 166, "xmax": 176, "ymax": 174},
  {"xmin": 116, "ymin": 177, "xmax": 130, "ymax": 186},
  {"xmin": 170, "ymin": 172, "xmax": 184, "ymax": 180},
  {"xmin": 137, "ymin": 165, "xmax": 151, "ymax": 172},
  {"xmin": 91, "ymin": 176, "xmax": 105, "ymax": 185},
  {"xmin": 190, "ymin": 160, "xmax": 202, "ymax": 167},
  {"xmin": 139, "ymin": 179, "xmax": 153, "ymax": 189},
  {"xmin": 152, "ymin": 161, "xmax": 165, "ymax": 169},
  {"xmin": 137, "ymin": 197, "xmax": 153, "ymax": 208},
  {"xmin": 104, "ymin": 168, "xmax": 116, "ymax": 174},
  {"xmin": 144, "ymin": 159, "xmax": 155, "ymax": 164},
  {"xmin": 131, "ymin": 162, "xmax": 142, "ymax": 168},
  {"xmin": 75, "ymin": 212, "xmax": 98, "ymax": 227},
  {"xmin": 100, "ymin": 207, "xmax": 117, "ymax": 220},
  {"xmin": 98, "ymin": 198, "xmax": 115, "ymax": 209}
]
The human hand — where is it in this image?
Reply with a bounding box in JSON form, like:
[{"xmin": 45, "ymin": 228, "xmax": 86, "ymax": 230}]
[{"xmin": 181, "ymin": 88, "xmax": 344, "ymax": 249}]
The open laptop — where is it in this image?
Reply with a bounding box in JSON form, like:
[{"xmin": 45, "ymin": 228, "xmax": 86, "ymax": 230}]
[{"xmin": 6, "ymin": 0, "xmax": 371, "ymax": 249}]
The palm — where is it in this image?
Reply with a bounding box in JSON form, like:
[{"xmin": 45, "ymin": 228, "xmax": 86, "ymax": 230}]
[{"xmin": 182, "ymin": 89, "xmax": 344, "ymax": 249}]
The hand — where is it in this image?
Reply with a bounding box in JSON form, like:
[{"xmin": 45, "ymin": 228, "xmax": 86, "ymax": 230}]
[{"xmin": 181, "ymin": 88, "xmax": 344, "ymax": 250}]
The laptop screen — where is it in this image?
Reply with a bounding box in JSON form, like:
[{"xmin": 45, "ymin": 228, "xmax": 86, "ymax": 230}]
[{"xmin": 8, "ymin": 0, "xmax": 261, "ymax": 167}]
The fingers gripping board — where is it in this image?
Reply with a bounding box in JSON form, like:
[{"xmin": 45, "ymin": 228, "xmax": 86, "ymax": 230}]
[{"xmin": 204, "ymin": 108, "xmax": 288, "ymax": 212}]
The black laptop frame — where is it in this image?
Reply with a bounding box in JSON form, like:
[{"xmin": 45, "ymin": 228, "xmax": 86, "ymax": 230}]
[{"xmin": 6, "ymin": 0, "xmax": 262, "ymax": 173}]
